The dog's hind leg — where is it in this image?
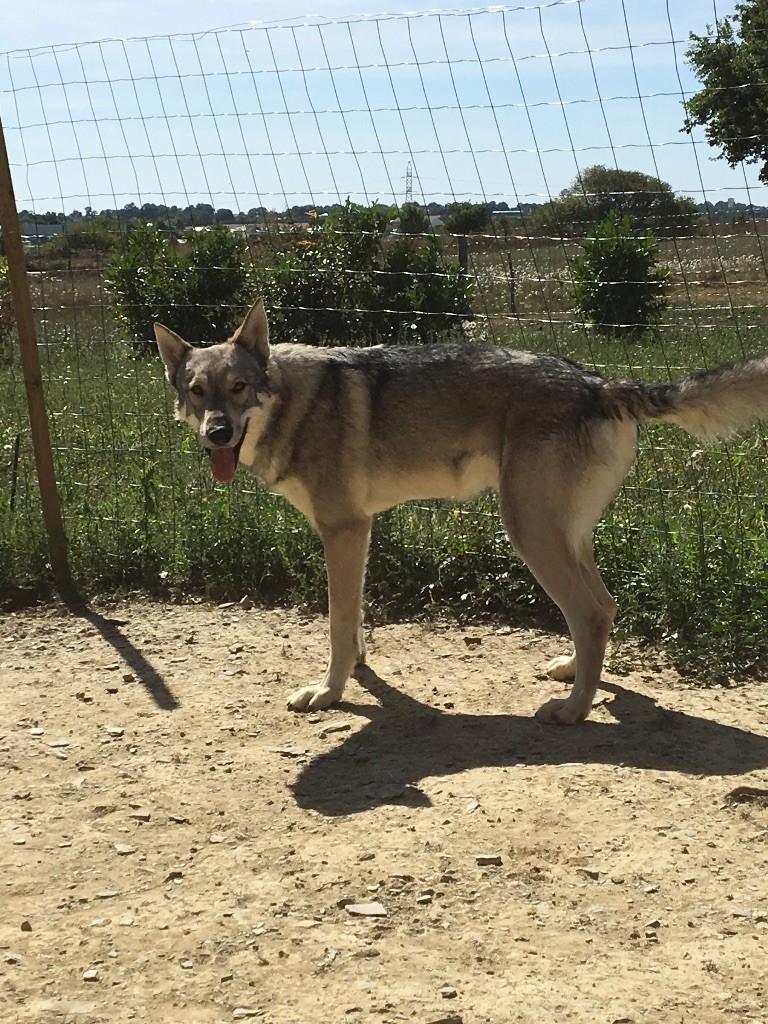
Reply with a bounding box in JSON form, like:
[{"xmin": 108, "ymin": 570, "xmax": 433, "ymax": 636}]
[
  {"xmin": 506, "ymin": 512, "xmax": 613, "ymax": 724},
  {"xmin": 499, "ymin": 424, "xmax": 634, "ymax": 724},
  {"xmin": 287, "ymin": 517, "xmax": 372, "ymax": 712},
  {"xmin": 545, "ymin": 537, "xmax": 618, "ymax": 682}
]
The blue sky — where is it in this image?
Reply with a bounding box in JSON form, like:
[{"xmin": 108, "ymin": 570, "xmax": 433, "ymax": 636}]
[{"xmin": 2, "ymin": 0, "xmax": 762, "ymax": 215}]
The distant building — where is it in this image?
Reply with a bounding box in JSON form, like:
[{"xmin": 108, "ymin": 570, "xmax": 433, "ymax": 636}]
[
  {"xmin": 18, "ymin": 222, "xmax": 64, "ymax": 241},
  {"xmin": 490, "ymin": 209, "xmax": 524, "ymax": 221}
]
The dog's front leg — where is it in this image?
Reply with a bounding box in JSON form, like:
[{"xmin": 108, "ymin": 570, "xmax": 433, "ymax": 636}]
[{"xmin": 287, "ymin": 517, "xmax": 372, "ymax": 712}]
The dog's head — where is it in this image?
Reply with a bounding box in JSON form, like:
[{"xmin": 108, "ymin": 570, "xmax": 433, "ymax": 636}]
[{"xmin": 154, "ymin": 298, "xmax": 273, "ymax": 484}]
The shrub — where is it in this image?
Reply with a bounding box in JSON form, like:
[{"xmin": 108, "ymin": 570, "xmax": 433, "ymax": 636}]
[
  {"xmin": 257, "ymin": 200, "xmax": 471, "ymax": 345},
  {"xmin": 104, "ymin": 223, "xmax": 253, "ymax": 353},
  {"xmin": 442, "ymin": 202, "xmax": 492, "ymax": 235},
  {"xmin": 42, "ymin": 218, "xmax": 119, "ymax": 256},
  {"xmin": 376, "ymin": 235, "xmax": 470, "ymax": 343},
  {"xmin": 398, "ymin": 202, "xmax": 431, "ymax": 236},
  {"xmin": 572, "ymin": 212, "xmax": 669, "ymax": 335}
]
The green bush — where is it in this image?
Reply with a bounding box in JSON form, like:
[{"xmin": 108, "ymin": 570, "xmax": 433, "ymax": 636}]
[
  {"xmin": 42, "ymin": 218, "xmax": 119, "ymax": 256},
  {"xmin": 104, "ymin": 223, "xmax": 253, "ymax": 353},
  {"xmin": 442, "ymin": 202, "xmax": 492, "ymax": 235},
  {"xmin": 256, "ymin": 200, "xmax": 471, "ymax": 345},
  {"xmin": 376, "ymin": 235, "xmax": 471, "ymax": 343},
  {"xmin": 398, "ymin": 202, "xmax": 430, "ymax": 236},
  {"xmin": 572, "ymin": 212, "xmax": 669, "ymax": 335}
]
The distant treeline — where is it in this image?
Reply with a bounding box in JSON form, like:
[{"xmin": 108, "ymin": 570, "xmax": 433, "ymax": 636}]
[{"xmin": 18, "ymin": 198, "xmax": 768, "ymax": 231}]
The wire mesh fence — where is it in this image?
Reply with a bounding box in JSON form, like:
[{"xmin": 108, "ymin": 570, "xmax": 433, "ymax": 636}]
[{"xmin": 1, "ymin": 2, "xmax": 767, "ymax": 676}]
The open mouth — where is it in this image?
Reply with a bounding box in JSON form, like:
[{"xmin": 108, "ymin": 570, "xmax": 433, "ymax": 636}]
[{"xmin": 207, "ymin": 428, "xmax": 247, "ymax": 484}]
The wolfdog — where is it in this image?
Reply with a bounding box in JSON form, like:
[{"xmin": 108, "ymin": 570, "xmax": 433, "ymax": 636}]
[{"xmin": 155, "ymin": 298, "xmax": 768, "ymax": 724}]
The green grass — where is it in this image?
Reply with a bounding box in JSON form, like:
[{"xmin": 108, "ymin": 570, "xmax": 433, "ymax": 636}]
[{"xmin": 2, "ymin": 259, "xmax": 768, "ymax": 683}]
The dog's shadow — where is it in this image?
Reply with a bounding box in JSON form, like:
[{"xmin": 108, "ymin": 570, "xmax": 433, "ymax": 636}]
[{"xmin": 291, "ymin": 666, "xmax": 768, "ymax": 816}]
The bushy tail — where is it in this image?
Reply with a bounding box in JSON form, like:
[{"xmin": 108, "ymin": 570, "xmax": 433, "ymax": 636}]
[{"xmin": 603, "ymin": 354, "xmax": 768, "ymax": 441}]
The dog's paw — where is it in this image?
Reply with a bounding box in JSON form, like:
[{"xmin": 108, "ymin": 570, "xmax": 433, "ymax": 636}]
[
  {"xmin": 287, "ymin": 683, "xmax": 340, "ymax": 713},
  {"xmin": 546, "ymin": 653, "xmax": 577, "ymax": 681},
  {"xmin": 535, "ymin": 697, "xmax": 587, "ymax": 726}
]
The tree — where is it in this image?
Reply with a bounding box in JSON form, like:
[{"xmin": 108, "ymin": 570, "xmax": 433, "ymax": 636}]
[
  {"xmin": 530, "ymin": 166, "xmax": 698, "ymax": 237},
  {"xmin": 398, "ymin": 202, "xmax": 430, "ymax": 236},
  {"xmin": 442, "ymin": 202, "xmax": 491, "ymax": 235},
  {"xmin": 572, "ymin": 212, "xmax": 669, "ymax": 336},
  {"xmin": 684, "ymin": 1, "xmax": 768, "ymax": 182}
]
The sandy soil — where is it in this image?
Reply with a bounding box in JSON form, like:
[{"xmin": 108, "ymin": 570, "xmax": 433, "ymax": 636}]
[{"xmin": 1, "ymin": 599, "xmax": 768, "ymax": 1024}]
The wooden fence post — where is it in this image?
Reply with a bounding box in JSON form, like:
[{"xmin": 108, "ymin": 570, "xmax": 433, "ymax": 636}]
[{"xmin": 0, "ymin": 115, "xmax": 70, "ymax": 587}]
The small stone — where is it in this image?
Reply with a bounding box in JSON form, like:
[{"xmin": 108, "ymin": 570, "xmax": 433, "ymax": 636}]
[
  {"xmin": 106, "ymin": 727, "xmax": 124, "ymax": 738},
  {"xmin": 578, "ymin": 867, "xmax": 601, "ymax": 880},
  {"xmin": 20, "ymin": 920, "xmax": 32, "ymax": 932},
  {"xmin": 180, "ymin": 959, "xmax": 193, "ymax": 969},
  {"xmin": 475, "ymin": 854, "xmax": 503, "ymax": 866},
  {"xmin": 83, "ymin": 968, "xmax": 100, "ymax": 982},
  {"xmin": 270, "ymin": 744, "xmax": 310, "ymax": 758},
  {"xmin": 344, "ymin": 902, "xmax": 387, "ymax": 917},
  {"xmin": 319, "ymin": 722, "xmax": 352, "ymax": 737},
  {"xmin": 209, "ymin": 833, "xmax": 226, "ymax": 844},
  {"xmin": 114, "ymin": 844, "xmax": 135, "ymax": 856},
  {"xmin": 232, "ymin": 1010, "xmax": 261, "ymax": 1020},
  {"xmin": 440, "ymin": 985, "xmax": 458, "ymax": 999}
]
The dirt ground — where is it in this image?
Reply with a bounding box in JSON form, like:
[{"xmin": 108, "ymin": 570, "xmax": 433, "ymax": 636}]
[{"xmin": 1, "ymin": 599, "xmax": 768, "ymax": 1024}]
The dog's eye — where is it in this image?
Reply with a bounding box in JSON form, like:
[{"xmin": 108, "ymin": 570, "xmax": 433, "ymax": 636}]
[
  {"xmin": 232, "ymin": 381, "xmax": 247, "ymax": 394},
  {"xmin": 190, "ymin": 384, "xmax": 204, "ymax": 397}
]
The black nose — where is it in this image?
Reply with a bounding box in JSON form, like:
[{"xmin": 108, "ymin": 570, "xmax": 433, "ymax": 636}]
[{"xmin": 206, "ymin": 422, "xmax": 233, "ymax": 446}]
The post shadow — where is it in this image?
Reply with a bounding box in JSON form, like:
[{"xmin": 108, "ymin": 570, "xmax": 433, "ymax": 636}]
[{"xmin": 61, "ymin": 592, "xmax": 179, "ymax": 710}]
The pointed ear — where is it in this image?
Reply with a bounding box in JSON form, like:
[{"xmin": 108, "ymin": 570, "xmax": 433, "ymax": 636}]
[
  {"xmin": 154, "ymin": 323, "xmax": 192, "ymax": 385},
  {"xmin": 230, "ymin": 298, "xmax": 270, "ymax": 363}
]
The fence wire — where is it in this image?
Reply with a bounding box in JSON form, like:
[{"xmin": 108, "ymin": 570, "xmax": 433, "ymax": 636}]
[{"xmin": 1, "ymin": 2, "xmax": 767, "ymax": 675}]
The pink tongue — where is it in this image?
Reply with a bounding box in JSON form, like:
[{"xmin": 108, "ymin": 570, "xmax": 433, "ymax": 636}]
[{"xmin": 210, "ymin": 447, "xmax": 237, "ymax": 484}]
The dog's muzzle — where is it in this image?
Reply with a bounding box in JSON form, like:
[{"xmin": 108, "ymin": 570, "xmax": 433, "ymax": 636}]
[{"xmin": 205, "ymin": 420, "xmax": 248, "ymax": 485}]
